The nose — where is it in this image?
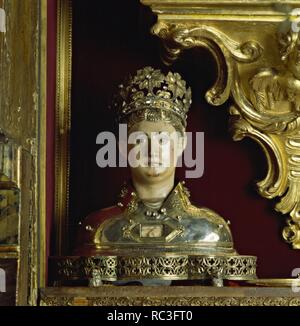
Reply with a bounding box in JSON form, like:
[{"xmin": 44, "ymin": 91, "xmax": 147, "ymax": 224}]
[{"xmin": 148, "ymin": 136, "xmax": 161, "ymax": 159}]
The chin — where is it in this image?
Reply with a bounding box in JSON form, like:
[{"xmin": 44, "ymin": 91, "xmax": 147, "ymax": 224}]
[{"xmin": 132, "ymin": 166, "xmax": 175, "ymax": 183}]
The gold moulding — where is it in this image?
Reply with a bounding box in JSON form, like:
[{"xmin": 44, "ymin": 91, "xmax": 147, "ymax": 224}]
[
  {"xmin": 49, "ymin": 254, "xmax": 257, "ymax": 285},
  {"xmin": 140, "ymin": 0, "xmax": 300, "ymax": 249},
  {"xmin": 246, "ymin": 279, "xmax": 300, "ymax": 288}
]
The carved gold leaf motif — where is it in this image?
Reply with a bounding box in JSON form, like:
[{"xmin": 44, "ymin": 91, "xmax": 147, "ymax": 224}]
[{"xmin": 144, "ymin": 1, "xmax": 300, "ymax": 249}]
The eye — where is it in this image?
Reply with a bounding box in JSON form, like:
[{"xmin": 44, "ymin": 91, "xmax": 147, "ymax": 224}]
[
  {"xmin": 136, "ymin": 138, "xmax": 146, "ymax": 145},
  {"xmin": 158, "ymin": 135, "xmax": 169, "ymax": 145},
  {"xmin": 159, "ymin": 138, "xmax": 166, "ymax": 145}
]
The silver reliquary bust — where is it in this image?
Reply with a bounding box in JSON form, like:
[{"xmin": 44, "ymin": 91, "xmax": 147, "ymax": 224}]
[{"xmin": 52, "ymin": 67, "xmax": 257, "ymax": 287}]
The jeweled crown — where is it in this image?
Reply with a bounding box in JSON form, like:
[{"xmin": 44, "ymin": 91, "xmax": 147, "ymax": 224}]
[{"xmin": 112, "ymin": 66, "xmax": 192, "ymax": 129}]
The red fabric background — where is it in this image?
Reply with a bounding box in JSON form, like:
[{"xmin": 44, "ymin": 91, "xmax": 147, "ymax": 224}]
[{"xmin": 47, "ymin": 0, "xmax": 300, "ymax": 279}]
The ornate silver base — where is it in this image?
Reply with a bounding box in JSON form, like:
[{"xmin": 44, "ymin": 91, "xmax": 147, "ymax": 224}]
[{"xmin": 50, "ymin": 254, "xmax": 257, "ymax": 287}]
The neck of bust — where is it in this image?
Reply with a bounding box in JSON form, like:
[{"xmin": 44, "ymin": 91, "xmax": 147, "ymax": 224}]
[{"xmin": 132, "ymin": 174, "xmax": 175, "ymax": 209}]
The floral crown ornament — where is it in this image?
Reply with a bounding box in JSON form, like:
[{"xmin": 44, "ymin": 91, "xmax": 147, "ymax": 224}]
[{"xmin": 111, "ymin": 66, "xmax": 192, "ymax": 132}]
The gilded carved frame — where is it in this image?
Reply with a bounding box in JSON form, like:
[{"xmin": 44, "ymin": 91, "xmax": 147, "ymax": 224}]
[
  {"xmin": 0, "ymin": 0, "xmax": 47, "ymax": 305},
  {"xmin": 38, "ymin": 0, "xmax": 300, "ymax": 307},
  {"xmin": 53, "ymin": 0, "xmax": 300, "ymax": 261},
  {"xmin": 142, "ymin": 0, "xmax": 300, "ymax": 249},
  {"xmin": 54, "ymin": 0, "xmax": 72, "ymax": 256}
]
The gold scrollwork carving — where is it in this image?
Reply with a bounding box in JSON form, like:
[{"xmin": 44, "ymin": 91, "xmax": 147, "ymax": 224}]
[
  {"xmin": 152, "ymin": 22, "xmax": 263, "ymax": 107},
  {"xmin": 144, "ymin": 1, "xmax": 300, "ymax": 248},
  {"xmin": 233, "ymin": 21, "xmax": 300, "ymax": 249}
]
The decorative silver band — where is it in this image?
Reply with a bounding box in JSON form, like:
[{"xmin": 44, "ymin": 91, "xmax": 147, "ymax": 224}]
[{"xmin": 50, "ymin": 254, "xmax": 257, "ymax": 285}]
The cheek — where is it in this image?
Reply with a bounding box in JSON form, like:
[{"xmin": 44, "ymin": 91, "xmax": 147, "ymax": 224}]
[
  {"xmin": 170, "ymin": 147, "xmax": 175, "ymax": 163},
  {"xmin": 160, "ymin": 144, "xmax": 176, "ymax": 166},
  {"xmin": 128, "ymin": 144, "xmax": 145, "ymax": 163},
  {"xmin": 171, "ymin": 145, "xmax": 175, "ymax": 157}
]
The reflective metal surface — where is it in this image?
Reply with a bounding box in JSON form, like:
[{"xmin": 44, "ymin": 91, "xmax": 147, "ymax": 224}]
[
  {"xmin": 66, "ymin": 182, "xmax": 257, "ymax": 284},
  {"xmin": 93, "ymin": 182, "xmax": 235, "ymax": 256}
]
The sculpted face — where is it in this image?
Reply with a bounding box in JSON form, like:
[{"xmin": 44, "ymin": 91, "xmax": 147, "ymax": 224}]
[{"xmin": 127, "ymin": 120, "xmax": 186, "ymax": 185}]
